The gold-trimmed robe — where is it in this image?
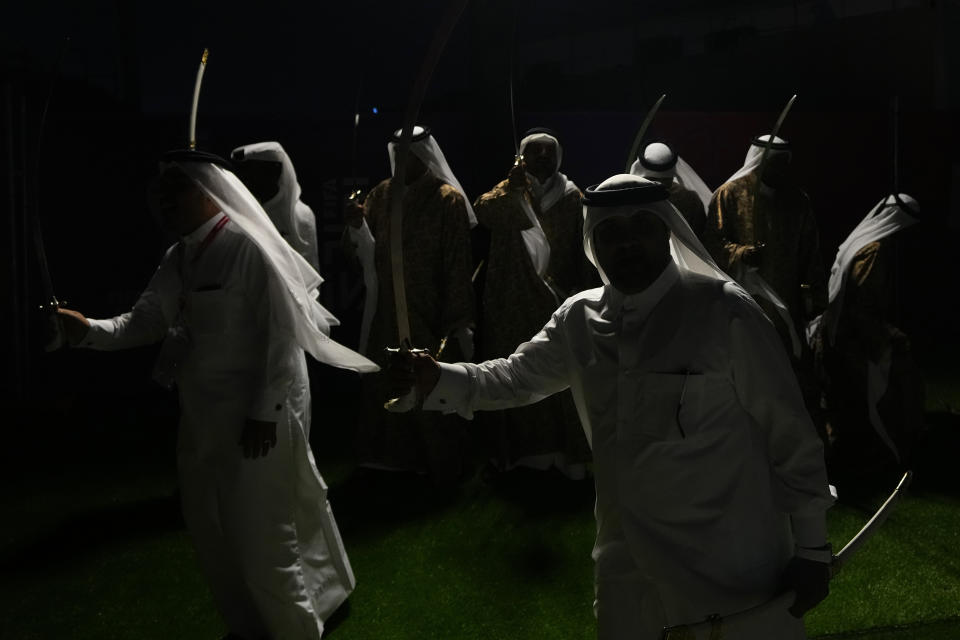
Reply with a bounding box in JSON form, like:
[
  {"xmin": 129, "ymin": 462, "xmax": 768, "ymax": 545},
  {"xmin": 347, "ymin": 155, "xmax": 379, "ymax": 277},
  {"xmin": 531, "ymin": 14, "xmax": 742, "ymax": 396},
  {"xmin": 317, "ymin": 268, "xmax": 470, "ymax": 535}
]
[
  {"xmin": 812, "ymin": 238, "xmax": 924, "ymax": 474},
  {"xmin": 355, "ymin": 174, "xmax": 476, "ymax": 481},
  {"xmin": 703, "ymin": 173, "xmax": 828, "ymax": 348},
  {"xmin": 471, "ymin": 178, "xmax": 596, "ymax": 470}
]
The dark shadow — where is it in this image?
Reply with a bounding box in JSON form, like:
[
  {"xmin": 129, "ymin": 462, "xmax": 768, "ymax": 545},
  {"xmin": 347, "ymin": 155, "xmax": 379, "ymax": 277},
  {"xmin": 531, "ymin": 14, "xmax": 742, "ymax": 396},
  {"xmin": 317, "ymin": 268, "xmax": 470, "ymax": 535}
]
[
  {"xmin": 0, "ymin": 493, "xmax": 183, "ymax": 573},
  {"xmin": 327, "ymin": 467, "xmax": 462, "ymax": 541},
  {"xmin": 510, "ymin": 541, "xmax": 565, "ymax": 584},
  {"xmin": 911, "ymin": 410, "xmax": 960, "ymax": 496},
  {"xmin": 322, "ymin": 599, "xmax": 351, "ymax": 637},
  {"xmin": 832, "ymin": 410, "xmax": 960, "ymax": 509},
  {"xmin": 483, "ymin": 465, "xmax": 595, "ymax": 517}
]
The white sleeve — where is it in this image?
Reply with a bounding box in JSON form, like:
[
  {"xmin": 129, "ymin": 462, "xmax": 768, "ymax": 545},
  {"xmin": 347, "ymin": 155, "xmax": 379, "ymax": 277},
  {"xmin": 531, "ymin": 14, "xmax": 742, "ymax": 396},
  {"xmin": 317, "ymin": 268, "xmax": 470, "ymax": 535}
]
[
  {"xmin": 726, "ymin": 283, "xmax": 833, "ymax": 547},
  {"xmin": 82, "ymin": 247, "xmax": 180, "ymax": 351},
  {"xmin": 233, "ymin": 239, "xmax": 295, "ymax": 423},
  {"xmin": 423, "ymin": 307, "xmax": 572, "ymax": 419}
]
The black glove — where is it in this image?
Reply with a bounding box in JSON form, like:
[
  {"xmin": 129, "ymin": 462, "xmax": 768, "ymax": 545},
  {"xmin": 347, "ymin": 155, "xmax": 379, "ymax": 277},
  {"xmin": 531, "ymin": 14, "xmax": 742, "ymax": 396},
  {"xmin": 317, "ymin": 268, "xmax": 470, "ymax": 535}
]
[{"xmin": 780, "ymin": 553, "xmax": 831, "ymax": 617}]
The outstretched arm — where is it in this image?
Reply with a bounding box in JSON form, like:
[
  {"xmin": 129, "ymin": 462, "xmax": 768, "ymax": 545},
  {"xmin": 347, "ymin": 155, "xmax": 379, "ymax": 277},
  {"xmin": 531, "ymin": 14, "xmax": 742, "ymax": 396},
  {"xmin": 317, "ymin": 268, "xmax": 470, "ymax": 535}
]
[
  {"xmin": 71, "ymin": 247, "xmax": 181, "ymax": 351},
  {"xmin": 389, "ymin": 306, "xmax": 573, "ymax": 419}
]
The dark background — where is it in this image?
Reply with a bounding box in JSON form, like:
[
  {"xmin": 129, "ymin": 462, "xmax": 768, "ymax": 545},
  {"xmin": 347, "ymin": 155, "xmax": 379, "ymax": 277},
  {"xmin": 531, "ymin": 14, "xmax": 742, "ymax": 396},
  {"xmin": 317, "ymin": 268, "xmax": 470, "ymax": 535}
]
[{"xmin": 3, "ymin": 0, "xmax": 958, "ymax": 466}]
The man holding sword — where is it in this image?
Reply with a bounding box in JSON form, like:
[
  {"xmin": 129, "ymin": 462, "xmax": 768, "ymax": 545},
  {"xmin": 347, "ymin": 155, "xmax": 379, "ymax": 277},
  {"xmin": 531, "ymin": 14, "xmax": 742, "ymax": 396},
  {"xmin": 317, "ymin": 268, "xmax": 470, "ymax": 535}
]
[{"xmin": 388, "ymin": 174, "xmax": 834, "ymax": 639}]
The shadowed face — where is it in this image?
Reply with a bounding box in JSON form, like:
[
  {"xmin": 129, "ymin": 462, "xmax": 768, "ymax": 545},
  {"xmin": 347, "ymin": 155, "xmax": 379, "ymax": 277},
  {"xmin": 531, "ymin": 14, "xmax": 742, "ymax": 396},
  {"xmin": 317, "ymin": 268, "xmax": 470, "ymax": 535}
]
[
  {"xmin": 148, "ymin": 166, "xmax": 218, "ymax": 235},
  {"xmin": 233, "ymin": 158, "xmax": 283, "ymax": 204},
  {"xmin": 593, "ymin": 210, "xmax": 672, "ymax": 294},
  {"xmin": 758, "ymin": 151, "xmax": 792, "ymax": 188},
  {"xmin": 405, "ymin": 153, "xmax": 428, "ymax": 185},
  {"xmin": 523, "ymin": 140, "xmax": 558, "ymax": 183}
]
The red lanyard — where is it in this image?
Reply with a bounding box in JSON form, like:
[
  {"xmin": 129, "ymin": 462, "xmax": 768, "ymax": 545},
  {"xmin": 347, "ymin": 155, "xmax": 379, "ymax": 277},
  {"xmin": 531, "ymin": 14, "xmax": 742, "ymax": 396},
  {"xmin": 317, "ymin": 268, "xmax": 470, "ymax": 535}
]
[{"xmin": 192, "ymin": 215, "xmax": 230, "ymax": 265}]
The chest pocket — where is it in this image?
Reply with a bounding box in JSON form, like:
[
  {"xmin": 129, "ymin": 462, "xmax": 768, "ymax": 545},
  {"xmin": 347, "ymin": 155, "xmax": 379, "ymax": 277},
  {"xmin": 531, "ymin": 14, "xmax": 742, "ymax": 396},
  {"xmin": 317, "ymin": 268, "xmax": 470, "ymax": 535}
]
[
  {"xmin": 184, "ymin": 288, "xmax": 246, "ymax": 336},
  {"xmin": 624, "ymin": 372, "xmax": 708, "ymax": 442}
]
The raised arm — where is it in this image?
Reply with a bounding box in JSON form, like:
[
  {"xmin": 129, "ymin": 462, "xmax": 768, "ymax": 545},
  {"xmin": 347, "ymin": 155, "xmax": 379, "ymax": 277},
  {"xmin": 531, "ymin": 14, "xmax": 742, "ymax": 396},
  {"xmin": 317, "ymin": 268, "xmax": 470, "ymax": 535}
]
[{"xmin": 473, "ymin": 178, "xmax": 530, "ymax": 231}]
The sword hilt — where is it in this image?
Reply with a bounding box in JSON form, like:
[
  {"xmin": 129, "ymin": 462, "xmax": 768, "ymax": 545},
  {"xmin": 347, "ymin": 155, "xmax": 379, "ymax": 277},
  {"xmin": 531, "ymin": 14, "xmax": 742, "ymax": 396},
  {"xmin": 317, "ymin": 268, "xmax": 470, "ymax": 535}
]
[
  {"xmin": 39, "ymin": 296, "xmax": 68, "ymax": 352},
  {"xmin": 384, "ymin": 345, "xmax": 430, "ymax": 411}
]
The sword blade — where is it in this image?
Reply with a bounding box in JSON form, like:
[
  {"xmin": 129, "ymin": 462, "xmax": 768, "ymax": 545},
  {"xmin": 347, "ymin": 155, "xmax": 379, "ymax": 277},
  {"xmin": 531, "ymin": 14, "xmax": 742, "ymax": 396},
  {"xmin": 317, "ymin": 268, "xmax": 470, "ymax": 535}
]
[
  {"xmin": 660, "ymin": 470, "xmax": 913, "ymax": 639},
  {"xmin": 748, "ymin": 93, "xmax": 796, "ymax": 244},
  {"xmin": 625, "ymin": 93, "xmax": 666, "ymax": 174},
  {"xmin": 834, "ymin": 470, "xmax": 912, "ymax": 569},
  {"xmin": 388, "ymin": 0, "xmax": 469, "ymax": 348}
]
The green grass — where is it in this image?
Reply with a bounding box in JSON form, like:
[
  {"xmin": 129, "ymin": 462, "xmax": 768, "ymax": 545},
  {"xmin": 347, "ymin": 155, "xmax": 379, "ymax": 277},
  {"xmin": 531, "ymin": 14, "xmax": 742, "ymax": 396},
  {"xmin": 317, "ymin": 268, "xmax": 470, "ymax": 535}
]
[
  {"xmin": 2, "ymin": 368, "xmax": 958, "ymax": 639},
  {"xmin": 3, "ymin": 455, "xmax": 959, "ymax": 639}
]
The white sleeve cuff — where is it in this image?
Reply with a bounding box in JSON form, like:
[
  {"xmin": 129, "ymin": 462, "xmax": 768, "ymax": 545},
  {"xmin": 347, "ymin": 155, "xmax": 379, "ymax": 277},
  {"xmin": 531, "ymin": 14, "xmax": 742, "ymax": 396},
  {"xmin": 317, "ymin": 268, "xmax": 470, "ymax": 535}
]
[
  {"xmin": 249, "ymin": 392, "xmax": 288, "ymax": 423},
  {"xmin": 423, "ymin": 362, "xmax": 472, "ymax": 417},
  {"xmin": 80, "ymin": 318, "xmax": 116, "ymax": 349}
]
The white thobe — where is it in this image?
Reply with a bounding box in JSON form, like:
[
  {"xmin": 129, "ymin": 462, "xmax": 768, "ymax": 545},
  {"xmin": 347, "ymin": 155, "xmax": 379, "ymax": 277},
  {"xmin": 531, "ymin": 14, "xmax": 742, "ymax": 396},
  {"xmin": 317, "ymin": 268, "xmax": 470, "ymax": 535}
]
[
  {"xmin": 82, "ymin": 212, "xmax": 354, "ymax": 639},
  {"xmin": 425, "ymin": 261, "xmax": 832, "ymax": 640}
]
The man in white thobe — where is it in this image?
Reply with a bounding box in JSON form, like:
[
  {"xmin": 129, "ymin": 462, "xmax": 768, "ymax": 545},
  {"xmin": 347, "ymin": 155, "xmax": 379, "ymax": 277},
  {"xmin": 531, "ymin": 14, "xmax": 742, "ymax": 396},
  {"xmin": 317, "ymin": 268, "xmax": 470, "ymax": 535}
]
[
  {"xmin": 389, "ymin": 175, "xmax": 834, "ymax": 639},
  {"xmin": 57, "ymin": 151, "xmax": 376, "ymax": 640},
  {"xmin": 232, "ymin": 141, "xmax": 321, "ymax": 271}
]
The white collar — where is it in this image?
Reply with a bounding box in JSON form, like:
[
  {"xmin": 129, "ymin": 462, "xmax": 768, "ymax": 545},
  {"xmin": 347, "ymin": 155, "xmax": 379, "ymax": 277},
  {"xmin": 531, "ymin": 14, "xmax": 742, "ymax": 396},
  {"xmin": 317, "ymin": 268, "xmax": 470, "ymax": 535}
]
[{"xmin": 182, "ymin": 211, "xmax": 226, "ymax": 245}]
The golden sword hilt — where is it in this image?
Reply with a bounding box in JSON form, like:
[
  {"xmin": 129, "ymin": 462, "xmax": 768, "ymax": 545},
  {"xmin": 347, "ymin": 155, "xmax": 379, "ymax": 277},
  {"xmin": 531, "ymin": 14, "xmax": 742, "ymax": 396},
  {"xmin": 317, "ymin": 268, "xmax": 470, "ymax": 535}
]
[
  {"xmin": 383, "ymin": 346, "xmax": 431, "ymax": 411},
  {"xmin": 39, "ymin": 296, "xmax": 68, "ymax": 352}
]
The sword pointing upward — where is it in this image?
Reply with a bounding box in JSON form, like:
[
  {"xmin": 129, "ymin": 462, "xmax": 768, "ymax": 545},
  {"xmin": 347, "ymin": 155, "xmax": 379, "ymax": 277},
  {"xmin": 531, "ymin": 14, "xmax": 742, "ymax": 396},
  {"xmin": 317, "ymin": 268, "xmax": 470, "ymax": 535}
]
[
  {"xmin": 661, "ymin": 470, "xmax": 914, "ymax": 640},
  {"xmin": 384, "ymin": 0, "xmax": 469, "ymax": 411},
  {"xmin": 508, "ymin": 2, "xmax": 522, "ymax": 167},
  {"xmin": 625, "ymin": 93, "xmax": 666, "ymax": 174},
  {"xmin": 747, "ymin": 93, "xmax": 796, "ymax": 247},
  {"xmin": 37, "ymin": 37, "xmax": 71, "ymax": 351}
]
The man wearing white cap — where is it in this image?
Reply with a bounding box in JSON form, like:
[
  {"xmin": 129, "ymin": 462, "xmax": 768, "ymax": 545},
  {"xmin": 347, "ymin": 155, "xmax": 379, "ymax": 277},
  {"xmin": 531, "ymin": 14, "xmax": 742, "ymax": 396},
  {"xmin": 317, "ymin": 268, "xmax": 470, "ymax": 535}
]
[
  {"xmin": 703, "ymin": 135, "xmax": 827, "ymax": 363},
  {"xmin": 807, "ymin": 194, "xmax": 924, "ymax": 478},
  {"xmin": 55, "ymin": 149, "xmax": 377, "ymax": 640},
  {"xmin": 343, "ymin": 125, "xmax": 476, "ymax": 485},
  {"xmin": 470, "ymin": 127, "xmax": 594, "ymax": 478},
  {"xmin": 630, "ymin": 141, "xmax": 711, "ymax": 237},
  {"xmin": 389, "ymin": 174, "xmax": 834, "ymax": 639},
  {"xmin": 231, "ymin": 141, "xmax": 320, "ymax": 271}
]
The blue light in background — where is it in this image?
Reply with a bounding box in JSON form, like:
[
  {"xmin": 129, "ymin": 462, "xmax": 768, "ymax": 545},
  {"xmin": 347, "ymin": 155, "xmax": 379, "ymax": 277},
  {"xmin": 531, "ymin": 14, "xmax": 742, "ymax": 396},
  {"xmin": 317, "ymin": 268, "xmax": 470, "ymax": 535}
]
[{"xmin": 371, "ymin": 107, "xmax": 379, "ymax": 114}]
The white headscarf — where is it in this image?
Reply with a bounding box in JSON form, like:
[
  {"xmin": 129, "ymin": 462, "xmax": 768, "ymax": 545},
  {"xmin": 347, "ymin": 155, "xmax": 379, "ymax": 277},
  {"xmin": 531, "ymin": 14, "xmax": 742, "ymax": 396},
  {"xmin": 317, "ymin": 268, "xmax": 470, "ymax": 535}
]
[
  {"xmin": 518, "ymin": 130, "xmax": 579, "ymax": 211},
  {"xmin": 714, "ymin": 134, "xmax": 803, "ymax": 357},
  {"xmin": 629, "ymin": 142, "xmax": 713, "ymax": 209},
  {"xmin": 583, "ymin": 174, "xmax": 730, "ymax": 288},
  {"xmin": 231, "ymin": 141, "xmax": 320, "ymax": 270},
  {"xmin": 387, "ymin": 126, "xmax": 477, "ymax": 228},
  {"xmin": 723, "ymin": 134, "xmax": 792, "ymax": 186},
  {"xmin": 808, "ymin": 193, "xmax": 919, "ymax": 347},
  {"xmin": 172, "ymin": 159, "xmax": 379, "ymax": 373},
  {"xmin": 515, "ymin": 130, "xmax": 581, "ymax": 282}
]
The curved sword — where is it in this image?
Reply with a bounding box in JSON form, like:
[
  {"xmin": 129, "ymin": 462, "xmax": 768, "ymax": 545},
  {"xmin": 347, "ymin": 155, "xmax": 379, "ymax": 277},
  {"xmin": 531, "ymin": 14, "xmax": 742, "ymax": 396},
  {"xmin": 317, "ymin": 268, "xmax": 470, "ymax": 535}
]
[
  {"xmin": 661, "ymin": 470, "xmax": 914, "ymax": 639},
  {"xmin": 36, "ymin": 36, "xmax": 71, "ymax": 350},
  {"xmin": 624, "ymin": 93, "xmax": 666, "ymax": 174},
  {"xmin": 188, "ymin": 48, "xmax": 209, "ymax": 150},
  {"xmin": 508, "ymin": 2, "xmax": 522, "ymax": 162},
  {"xmin": 891, "ymin": 95, "xmax": 900, "ymax": 194},
  {"xmin": 748, "ymin": 93, "xmax": 796, "ymax": 246},
  {"xmin": 384, "ymin": 0, "xmax": 469, "ymax": 410}
]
